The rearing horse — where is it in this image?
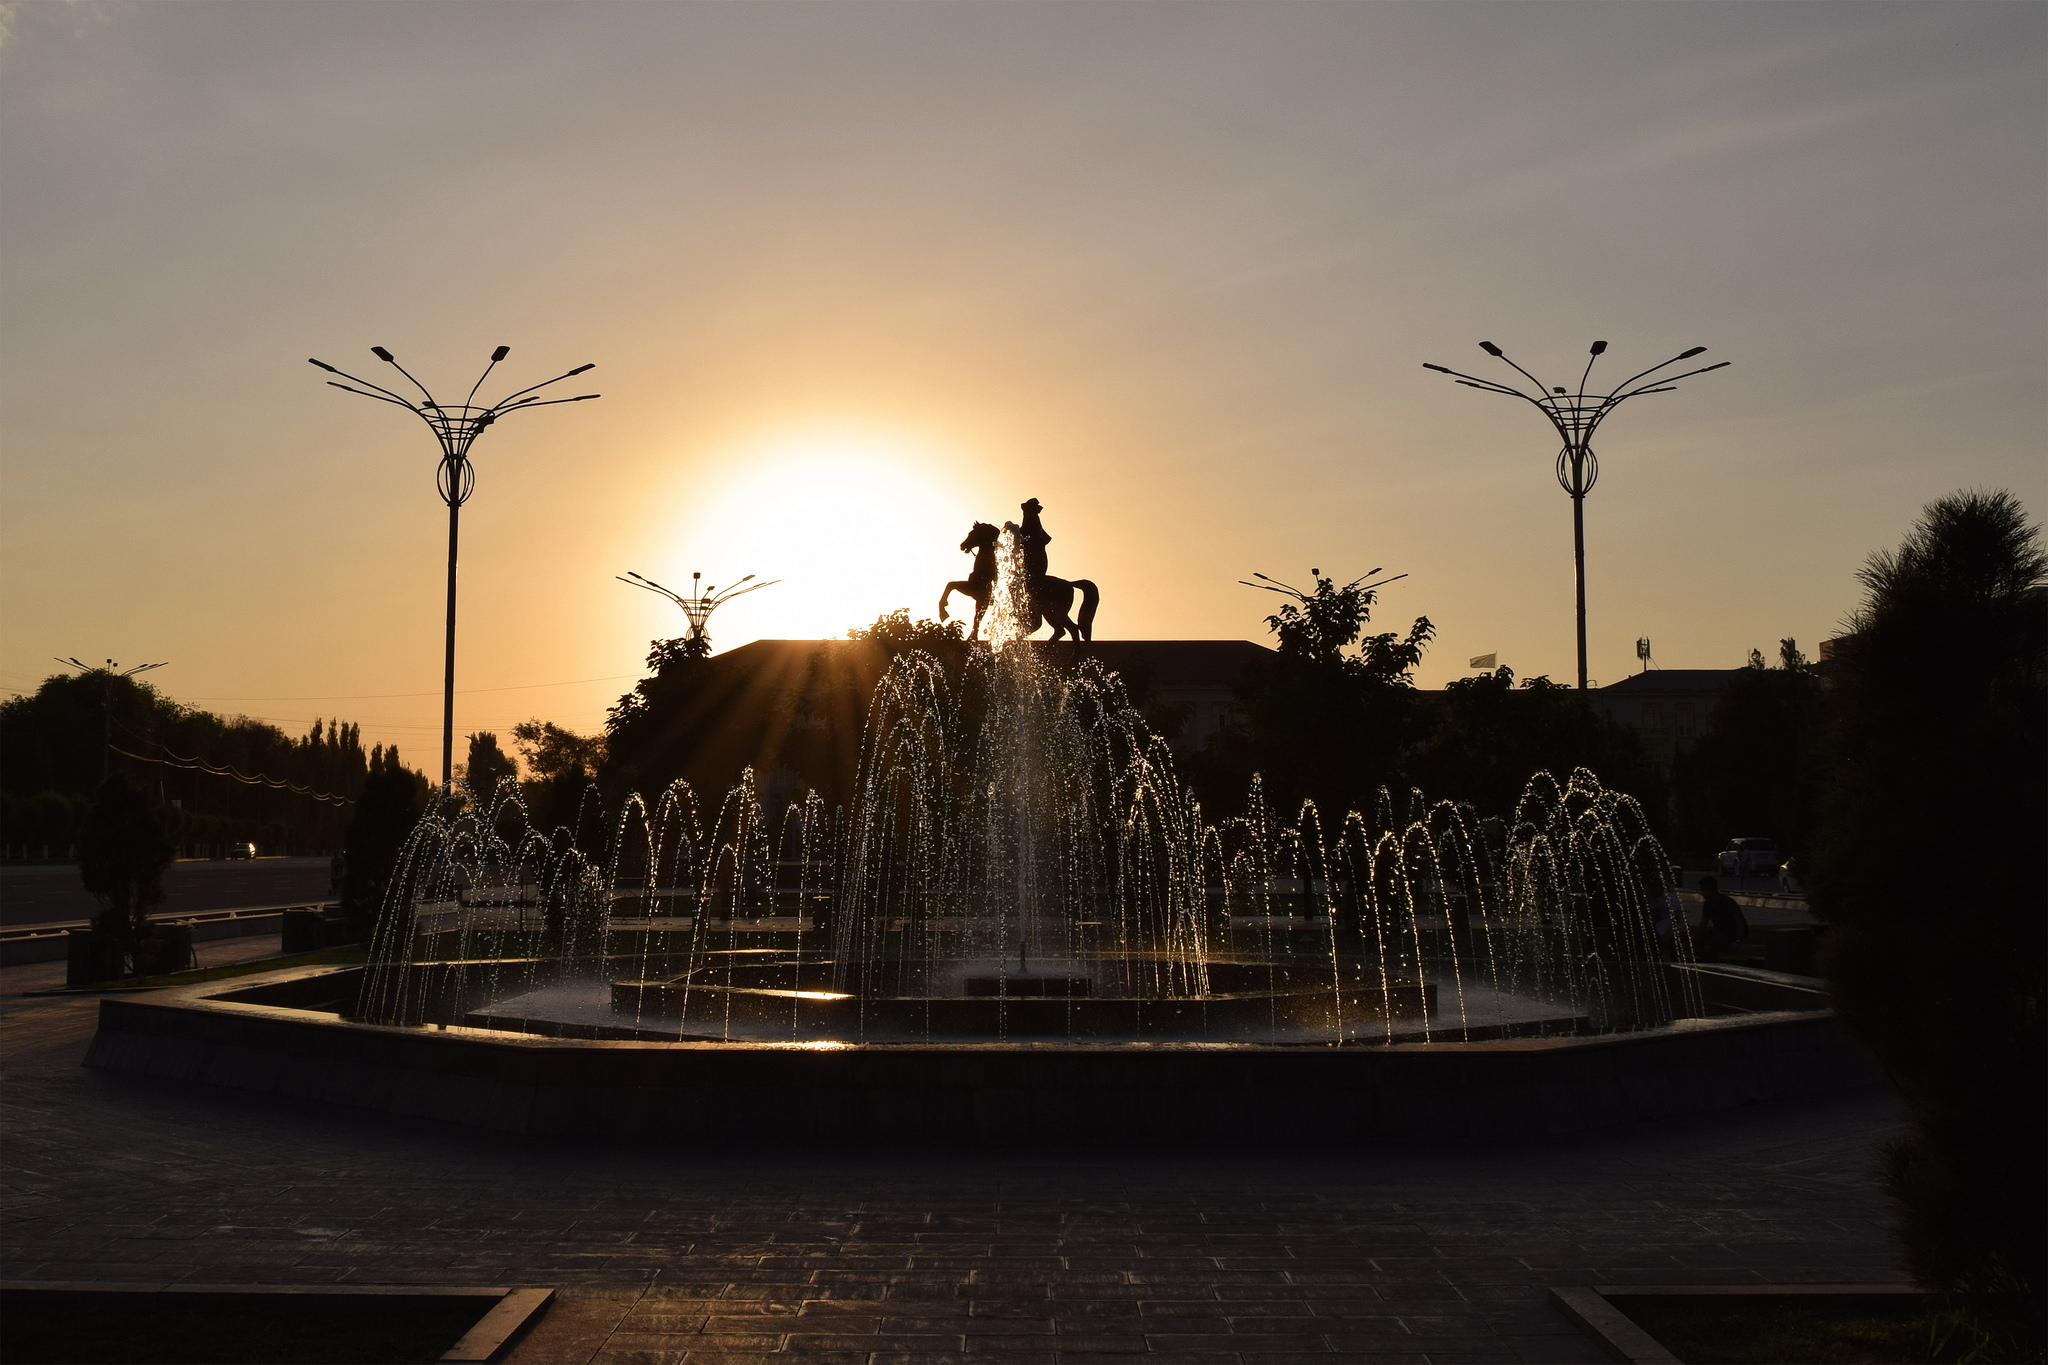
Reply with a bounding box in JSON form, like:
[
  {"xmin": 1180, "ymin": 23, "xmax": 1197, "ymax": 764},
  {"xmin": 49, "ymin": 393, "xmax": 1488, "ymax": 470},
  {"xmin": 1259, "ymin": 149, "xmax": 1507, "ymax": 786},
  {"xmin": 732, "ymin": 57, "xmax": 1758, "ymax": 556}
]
[{"xmin": 939, "ymin": 522, "xmax": 1002, "ymax": 640}]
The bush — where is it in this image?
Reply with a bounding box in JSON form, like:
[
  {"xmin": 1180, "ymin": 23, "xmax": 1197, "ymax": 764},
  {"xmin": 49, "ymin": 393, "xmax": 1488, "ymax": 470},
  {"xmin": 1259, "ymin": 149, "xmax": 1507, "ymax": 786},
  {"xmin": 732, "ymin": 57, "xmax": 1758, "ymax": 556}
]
[
  {"xmin": 339, "ymin": 746, "xmax": 429, "ymax": 945},
  {"xmin": 1811, "ymin": 490, "xmax": 2046, "ymax": 1331},
  {"xmin": 75, "ymin": 773, "xmax": 175, "ymax": 975}
]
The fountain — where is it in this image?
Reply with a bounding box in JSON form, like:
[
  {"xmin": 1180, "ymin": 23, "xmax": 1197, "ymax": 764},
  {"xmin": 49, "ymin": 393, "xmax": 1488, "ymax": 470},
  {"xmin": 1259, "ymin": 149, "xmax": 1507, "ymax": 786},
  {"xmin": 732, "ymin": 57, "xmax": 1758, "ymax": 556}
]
[
  {"xmin": 351, "ymin": 529, "xmax": 1695, "ymax": 1049},
  {"xmin": 85, "ymin": 530, "xmax": 1869, "ymax": 1139}
]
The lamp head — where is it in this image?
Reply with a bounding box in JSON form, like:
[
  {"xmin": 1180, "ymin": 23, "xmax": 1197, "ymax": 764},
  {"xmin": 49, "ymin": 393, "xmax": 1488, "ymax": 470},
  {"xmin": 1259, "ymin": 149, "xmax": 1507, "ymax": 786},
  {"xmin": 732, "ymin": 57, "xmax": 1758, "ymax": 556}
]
[
  {"xmin": 491, "ymin": 345, "xmax": 510, "ymax": 362},
  {"xmin": 371, "ymin": 346, "xmax": 394, "ymax": 362},
  {"xmin": 1679, "ymin": 346, "xmax": 1707, "ymax": 359},
  {"xmin": 568, "ymin": 363, "xmax": 596, "ymax": 376},
  {"xmin": 308, "ymin": 358, "xmax": 336, "ymax": 372},
  {"xmin": 1590, "ymin": 340, "xmax": 1608, "ymax": 355},
  {"xmin": 1422, "ymin": 363, "xmax": 1451, "ymax": 373},
  {"xmin": 1479, "ymin": 341, "xmax": 1502, "ymax": 356}
]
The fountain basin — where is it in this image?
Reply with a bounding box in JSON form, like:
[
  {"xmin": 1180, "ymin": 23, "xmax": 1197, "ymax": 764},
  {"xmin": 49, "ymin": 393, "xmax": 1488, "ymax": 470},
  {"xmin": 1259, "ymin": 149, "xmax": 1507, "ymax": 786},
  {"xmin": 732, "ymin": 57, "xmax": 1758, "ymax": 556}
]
[
  {"xmin": 608, "ymin": 952, "xmax": 1438, "ymax": 1041},
  {"xmin": 83, "ymin": 962, "xmax": 1875, "ymax": 1141}
]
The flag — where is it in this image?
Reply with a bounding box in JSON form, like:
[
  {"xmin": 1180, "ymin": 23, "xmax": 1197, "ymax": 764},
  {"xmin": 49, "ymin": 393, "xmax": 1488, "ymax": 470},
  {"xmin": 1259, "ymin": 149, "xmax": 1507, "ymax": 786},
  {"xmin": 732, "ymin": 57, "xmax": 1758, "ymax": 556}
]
[{"xmin": 1469, "ymin": 653, "xmax": 1496, "ymax": 670}]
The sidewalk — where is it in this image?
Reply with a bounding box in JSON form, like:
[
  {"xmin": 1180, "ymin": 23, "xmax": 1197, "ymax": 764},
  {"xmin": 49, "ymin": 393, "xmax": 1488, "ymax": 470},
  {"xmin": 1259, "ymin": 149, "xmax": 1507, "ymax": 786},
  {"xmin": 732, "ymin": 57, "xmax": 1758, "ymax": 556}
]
[{"xmin": 2, "ymin": 950, "xmax": 1906, "ymax": 1364}]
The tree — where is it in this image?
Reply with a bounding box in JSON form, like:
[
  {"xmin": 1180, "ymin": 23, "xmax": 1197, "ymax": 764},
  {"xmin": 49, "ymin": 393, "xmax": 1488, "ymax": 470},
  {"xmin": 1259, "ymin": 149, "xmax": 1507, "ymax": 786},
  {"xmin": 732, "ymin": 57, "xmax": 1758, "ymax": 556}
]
[
  {"xmin": 512, "ymin": 719, "xmax": 604, "ymax": 834},
  {"xmin": 75, "ymin": 773, "xmax": 174, "ymax": 976},
  {"xmin": 1198, "ymin": 568, "xmax": 1434, "ymax": 820},
  {"xmin": 1671, "ymin": 640, "xmax": 1825, "ymax": 863},
  {"xmin": 1811, "ymin": 490, "xmax": 2045, "ymax": 1335},
  {"xmin": 1411, "ymin": 666, "xmax": 1661, "ymax": 823},
  {"xmin": 846, "ymin": 608, "xmax": 968, "ymax": 667},
  {"xmin": 339, "ymin": 745, "xmax": 429, "ymax": 945},
  {"xmin": 461, "ymin": 732, "xmax": 518, "ymax": 811}
]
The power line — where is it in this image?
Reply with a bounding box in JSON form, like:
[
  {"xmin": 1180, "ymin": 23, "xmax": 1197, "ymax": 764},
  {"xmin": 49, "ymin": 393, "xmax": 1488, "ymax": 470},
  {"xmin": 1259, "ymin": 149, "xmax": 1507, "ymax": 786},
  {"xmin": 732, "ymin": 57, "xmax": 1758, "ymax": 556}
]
[
  {"xmin": 170, "ymin": 672, "xmax": 641, "ymax": 702},
  {"xmin": 107, "ymin": 744, "xmax": 352, "ymax": 806}
]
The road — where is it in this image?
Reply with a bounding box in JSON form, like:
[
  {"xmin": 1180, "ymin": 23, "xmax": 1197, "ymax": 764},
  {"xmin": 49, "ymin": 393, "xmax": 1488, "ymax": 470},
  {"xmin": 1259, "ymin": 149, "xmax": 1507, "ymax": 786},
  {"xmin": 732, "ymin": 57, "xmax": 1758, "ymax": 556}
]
[{"xmin": 0, "ymin": 856, "xmax": 334, "ymax": 927}]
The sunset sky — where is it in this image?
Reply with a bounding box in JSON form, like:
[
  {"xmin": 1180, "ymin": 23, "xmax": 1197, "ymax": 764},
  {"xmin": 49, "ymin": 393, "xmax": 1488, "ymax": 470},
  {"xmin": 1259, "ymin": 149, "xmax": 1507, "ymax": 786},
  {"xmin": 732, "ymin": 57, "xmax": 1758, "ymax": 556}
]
[{"xmin": 3, "ymin": 2, "xmax": 2042, "ymax": 760}]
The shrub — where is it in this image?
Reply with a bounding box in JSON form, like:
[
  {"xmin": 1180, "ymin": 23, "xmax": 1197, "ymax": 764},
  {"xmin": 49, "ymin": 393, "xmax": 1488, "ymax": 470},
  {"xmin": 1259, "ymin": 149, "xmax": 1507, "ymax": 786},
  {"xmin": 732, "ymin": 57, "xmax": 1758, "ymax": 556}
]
[{"xmin": 1811, "ymin": 490, "xmax": 2045, "ymax": 1331}]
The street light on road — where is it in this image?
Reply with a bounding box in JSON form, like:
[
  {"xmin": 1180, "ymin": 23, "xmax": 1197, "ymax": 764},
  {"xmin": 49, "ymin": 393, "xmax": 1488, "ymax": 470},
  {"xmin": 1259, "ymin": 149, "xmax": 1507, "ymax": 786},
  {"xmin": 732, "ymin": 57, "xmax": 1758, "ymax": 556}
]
[
  {"xmin": 617, "ymin": 571, "xmax": 778, "ymax": 656},
  {"xmin": 55, "ymin": 658, "xmax": 167, "ymax": 781},
  {"xmin": 1422, "ymin": 339, "xmax": 1729, "ymax": 691},
  {"xmin": 311, "ymin": 345, "xmax": 598, "ymax": 790}
]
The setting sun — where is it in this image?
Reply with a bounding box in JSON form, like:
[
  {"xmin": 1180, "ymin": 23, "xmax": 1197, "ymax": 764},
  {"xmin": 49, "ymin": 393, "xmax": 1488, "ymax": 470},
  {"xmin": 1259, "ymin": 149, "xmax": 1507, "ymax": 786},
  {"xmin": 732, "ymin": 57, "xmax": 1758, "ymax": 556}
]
[{"xmin": 655, "ymin": 427, "xmax": 993, "ymax": 644}]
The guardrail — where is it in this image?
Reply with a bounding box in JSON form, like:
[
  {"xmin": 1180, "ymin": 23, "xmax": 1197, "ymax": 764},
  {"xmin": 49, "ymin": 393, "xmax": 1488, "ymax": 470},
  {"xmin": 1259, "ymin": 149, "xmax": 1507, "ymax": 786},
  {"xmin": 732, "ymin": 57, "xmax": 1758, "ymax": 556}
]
[{"xmin": 0, "ymin": 902, "xmax": 338, "ymax": 968}]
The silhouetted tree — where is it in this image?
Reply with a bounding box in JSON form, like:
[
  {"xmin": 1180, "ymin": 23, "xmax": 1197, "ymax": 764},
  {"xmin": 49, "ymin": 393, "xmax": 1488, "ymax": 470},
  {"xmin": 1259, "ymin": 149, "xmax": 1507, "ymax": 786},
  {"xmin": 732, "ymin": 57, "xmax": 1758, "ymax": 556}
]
[
  {"xmin": 461, "ymin": 732, "xmax": 518, "ymax": 812},
  {"xmin": 847, "ymin": 608, "xmax": 969, "ymax": 671},
  {"xmin": 1671, "ymin": 640, "xmax": 1825, "ymax": 862},
  {"xmin": 76, "ymin": 773, "xmax": 174, "ymax": 977},
  {"xmin": 602, "ymin": 637, "xmax": 723, "ymax": 800},
  {"xmin": 1196, "ymin": 568, "xmax": 1434, "ymax": 820},
  {"xmin": 512, "ymin": 719, "xmax": 604, "ymax": 835},
  {"xmin": 1411, "ymin": 666, "xmax": 1661, "ymax": 823},
  {"xmin": 0, "ymin": 671, "xmax": 369, "ymax": 852},
  {"xmin": 339, "ymin": 745, "xmax": 429, "ymax": 944},
  {"xmin": 1811, "ymin": 490, "xmax": 2045, "ymax": 1334}
]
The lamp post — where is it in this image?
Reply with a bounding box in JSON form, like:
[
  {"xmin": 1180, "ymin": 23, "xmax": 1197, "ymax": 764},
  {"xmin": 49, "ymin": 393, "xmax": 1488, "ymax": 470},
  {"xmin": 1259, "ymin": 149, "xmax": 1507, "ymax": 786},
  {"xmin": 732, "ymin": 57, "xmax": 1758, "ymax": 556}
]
[
  {"xmin": 55, "ymin": 658, "xmax": 166, "ymax": 781},
  {"xmin": 1422, "ymin": 340, "xmax": 1729, "ymax": 691},
  {"xmin": 311, "ymin": 345, "xmax": 598, "ymax": 790},
  {"xmin": 617, "ymin": 571, "xmax": 778, "ymax": 656}
]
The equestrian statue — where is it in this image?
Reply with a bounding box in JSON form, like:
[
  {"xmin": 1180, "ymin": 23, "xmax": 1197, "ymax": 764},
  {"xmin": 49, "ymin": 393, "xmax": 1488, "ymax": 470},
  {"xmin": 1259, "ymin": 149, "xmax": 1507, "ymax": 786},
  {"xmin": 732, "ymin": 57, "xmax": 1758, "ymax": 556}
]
[{"xmin": 938, "ymin": 497, "xmax": 1099, "ymax": 645}]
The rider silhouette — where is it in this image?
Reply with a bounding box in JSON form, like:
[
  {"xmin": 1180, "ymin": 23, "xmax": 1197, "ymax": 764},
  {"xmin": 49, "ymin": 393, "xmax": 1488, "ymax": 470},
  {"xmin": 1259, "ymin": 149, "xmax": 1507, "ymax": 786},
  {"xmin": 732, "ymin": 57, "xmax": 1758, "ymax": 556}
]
[{"xmin": 1019, "ymin": 498, "xmax": 1051, "ymax": 587}]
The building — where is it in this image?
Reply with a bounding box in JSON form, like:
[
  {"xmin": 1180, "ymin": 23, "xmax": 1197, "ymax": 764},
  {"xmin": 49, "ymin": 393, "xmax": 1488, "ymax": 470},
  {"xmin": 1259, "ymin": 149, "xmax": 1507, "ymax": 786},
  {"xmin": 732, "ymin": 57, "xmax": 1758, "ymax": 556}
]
[
  {"xmin": 1056, "ymin": 640, "xmax": 1272, "ymax": 748},
  {"xmin": 1595, "ymin": 669, "xmax": 1743, "ymax": 765}
]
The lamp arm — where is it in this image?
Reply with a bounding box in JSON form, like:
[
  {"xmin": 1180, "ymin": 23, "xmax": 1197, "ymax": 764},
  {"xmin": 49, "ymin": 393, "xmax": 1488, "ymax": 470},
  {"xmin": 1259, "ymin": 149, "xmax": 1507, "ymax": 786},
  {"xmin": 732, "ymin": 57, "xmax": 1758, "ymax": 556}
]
[
  {"xmin": 1488, "ymin": 350, "xmax": 1556, "ymax": 401},
  {"xmin": 1612, "ymin": 360, "xmax": 1730, "ymax": 399},
  {"xmin": 488, "ymin": 365, "xmax": 596, "ymax": 412},
  {"xmin": 491, "ymin": 393, "xmax": 600, "ymax": 414},
  {"xmin": 312, "ymin": 362, "xmax": 420, "ymax": 408},
  {"xmin": 1603, "ymin": 350, "xmax": 1696, "ymax": 398},
  {"xmin": 326, "ymin": 381, "xmax": 422, "ymax": 413},
  {"xmin": 464, "ymin": 356, "xmax": 504, "ymax": 410},
  {"xmin": 379, "ymin": 355, "xmax": 439, "ymax": 406}
]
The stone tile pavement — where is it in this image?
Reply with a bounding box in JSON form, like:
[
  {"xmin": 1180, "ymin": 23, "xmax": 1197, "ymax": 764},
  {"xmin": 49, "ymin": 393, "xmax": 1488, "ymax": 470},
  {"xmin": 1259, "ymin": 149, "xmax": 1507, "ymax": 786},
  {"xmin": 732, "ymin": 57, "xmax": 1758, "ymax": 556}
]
[{"xmin": 1, "ymin": 962, "xmax": 1909, "ymax": 1364}]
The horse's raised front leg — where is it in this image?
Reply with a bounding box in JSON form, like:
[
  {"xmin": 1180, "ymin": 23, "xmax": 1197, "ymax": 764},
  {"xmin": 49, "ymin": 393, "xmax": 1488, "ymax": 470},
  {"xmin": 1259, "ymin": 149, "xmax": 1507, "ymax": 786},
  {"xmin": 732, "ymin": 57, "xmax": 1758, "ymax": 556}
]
[{"xmin": 939, "ymin": 580, "xmax": 971, "ymax": 622}]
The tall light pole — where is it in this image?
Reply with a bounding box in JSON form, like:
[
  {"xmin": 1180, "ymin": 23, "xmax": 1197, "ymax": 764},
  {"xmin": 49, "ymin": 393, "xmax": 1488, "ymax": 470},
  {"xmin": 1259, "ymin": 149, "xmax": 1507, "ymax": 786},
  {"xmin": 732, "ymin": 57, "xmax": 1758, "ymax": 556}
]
[
  {"xmin": 617, "ymin": 571, "xmax": 778, "ymax": 656},
  {"xmin": 1422, "ymin": 340, "xmax": 1729, "ymax": 691},
  {"xmin": 311, "ymin": 345, "xmax": 598, "ymax": 789},
  {"xmin": 55, "ymin": 658, "xmax": 167, "ymax": 781}
]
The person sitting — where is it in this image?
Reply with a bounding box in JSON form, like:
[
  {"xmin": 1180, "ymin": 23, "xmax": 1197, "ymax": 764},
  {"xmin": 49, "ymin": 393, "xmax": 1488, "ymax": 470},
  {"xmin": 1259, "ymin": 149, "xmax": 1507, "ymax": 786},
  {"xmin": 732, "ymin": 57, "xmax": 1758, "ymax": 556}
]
[{"xmin": 1693, "ymin": 875, "xmax": 1748, "ymax": 961}]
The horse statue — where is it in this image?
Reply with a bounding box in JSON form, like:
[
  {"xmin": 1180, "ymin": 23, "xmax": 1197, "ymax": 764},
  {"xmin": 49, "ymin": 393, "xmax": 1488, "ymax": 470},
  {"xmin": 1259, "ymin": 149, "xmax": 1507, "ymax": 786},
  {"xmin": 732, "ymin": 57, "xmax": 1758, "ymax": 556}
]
[
  {"xmin": 938, "ymin": 508, "xmax": 1100, "ymax": 646},
  {"xmin": 939, "ymin": 521, "xmax": 1002, "ymax": 641}
]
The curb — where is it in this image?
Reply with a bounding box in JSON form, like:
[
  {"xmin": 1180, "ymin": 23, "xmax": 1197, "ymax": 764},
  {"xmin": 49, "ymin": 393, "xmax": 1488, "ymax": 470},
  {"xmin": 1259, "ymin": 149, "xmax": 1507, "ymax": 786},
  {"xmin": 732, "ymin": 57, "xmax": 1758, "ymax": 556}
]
[
  {"xmin": 0, "ymin": 1281, "xmax": 555, "ymax": 1364},
  {"xmin": 1550, "ymin": 1284, "xmax": 1927, "ymax": 1364}
]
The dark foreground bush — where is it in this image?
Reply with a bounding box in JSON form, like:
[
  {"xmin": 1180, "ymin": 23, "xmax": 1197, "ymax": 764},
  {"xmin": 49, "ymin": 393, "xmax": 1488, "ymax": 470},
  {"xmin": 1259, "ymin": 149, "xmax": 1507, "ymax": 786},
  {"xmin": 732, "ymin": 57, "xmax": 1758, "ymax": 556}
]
[{"xmin": 1811, "ymin": 490, "xmax": 2046, "ymax": 1337}]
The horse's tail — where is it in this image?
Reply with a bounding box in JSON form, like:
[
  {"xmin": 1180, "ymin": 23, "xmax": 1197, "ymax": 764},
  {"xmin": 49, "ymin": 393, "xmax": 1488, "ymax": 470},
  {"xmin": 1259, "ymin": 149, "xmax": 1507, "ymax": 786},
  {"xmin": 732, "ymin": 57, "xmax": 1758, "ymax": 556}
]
[{"xmin": 1074, "ymin": 580, "xmax": 1099, "ymax": 641}]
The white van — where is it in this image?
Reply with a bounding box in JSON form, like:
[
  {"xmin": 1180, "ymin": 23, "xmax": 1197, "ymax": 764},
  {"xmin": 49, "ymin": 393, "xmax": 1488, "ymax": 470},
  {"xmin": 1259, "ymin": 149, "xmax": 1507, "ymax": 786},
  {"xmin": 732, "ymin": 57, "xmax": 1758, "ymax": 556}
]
[{"xmin": 1716, "ymin": 837, "xmax": 1778, "ymax": 879}]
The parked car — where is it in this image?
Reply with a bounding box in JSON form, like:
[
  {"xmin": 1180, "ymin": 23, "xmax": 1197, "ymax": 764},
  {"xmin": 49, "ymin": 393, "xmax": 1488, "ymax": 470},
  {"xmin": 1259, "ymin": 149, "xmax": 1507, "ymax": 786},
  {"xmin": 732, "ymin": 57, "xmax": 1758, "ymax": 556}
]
[
  {"xmin": 226, "ymin": 841, "xmax": 258, "ymax": 860},
  {"xmin": 1716, "ymin": 837, "xmax": 1779, "ymax": 879}
]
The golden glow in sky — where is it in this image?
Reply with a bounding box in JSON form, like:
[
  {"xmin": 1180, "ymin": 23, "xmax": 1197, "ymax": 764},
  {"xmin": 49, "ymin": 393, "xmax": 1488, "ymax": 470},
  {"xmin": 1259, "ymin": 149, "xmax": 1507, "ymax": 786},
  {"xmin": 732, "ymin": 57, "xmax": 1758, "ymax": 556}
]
[
  {"xmin": 654, "ymin": 427, "xmax": 987, "ymax": 643},
  {"xmin": 1, "ymin": 4, "xmax": 2042, "ymax": 755}
]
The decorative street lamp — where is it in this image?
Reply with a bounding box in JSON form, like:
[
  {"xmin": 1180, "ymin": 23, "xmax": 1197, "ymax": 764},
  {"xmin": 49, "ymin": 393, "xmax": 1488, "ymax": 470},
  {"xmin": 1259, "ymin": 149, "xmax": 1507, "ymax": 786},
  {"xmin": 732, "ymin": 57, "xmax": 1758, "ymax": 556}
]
[
  {"xmin": 1423, "ymin": 339, "xmax": 1729, "ymax": 691},
  {"xmin": 311, "ymin": 345, "xmax": 598, "ymax": 789},
  {"xmin": 55, "ymin": 658, "xmax": 167, "ymax": 781},
  {"xmin": 617, "ymin": 571, "xmax": 778, "ymax": 657}
]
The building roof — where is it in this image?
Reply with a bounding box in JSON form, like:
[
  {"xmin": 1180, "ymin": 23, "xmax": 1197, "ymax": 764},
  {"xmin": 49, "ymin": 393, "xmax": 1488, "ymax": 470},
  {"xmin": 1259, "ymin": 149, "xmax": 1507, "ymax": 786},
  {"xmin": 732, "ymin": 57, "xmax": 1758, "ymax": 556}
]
[
  {"xmin": 1045, "ymin": 639, "xmax": 1273, "ymax": 687},
  {"xmin": 1598, "ymin": 669, "xmax": 1742, "ymax": 695},
  {"xmin": 714, "ymin": 638, "xmax": 1275, "ymax": 689}
]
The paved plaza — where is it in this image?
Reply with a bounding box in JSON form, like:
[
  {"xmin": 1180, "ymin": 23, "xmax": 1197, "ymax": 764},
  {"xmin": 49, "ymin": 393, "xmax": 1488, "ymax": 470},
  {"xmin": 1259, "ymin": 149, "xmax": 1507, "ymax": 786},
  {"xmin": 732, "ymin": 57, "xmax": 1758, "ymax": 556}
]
[{"xmin": 3, "ymin": 949, "xmax": 1909, "ymax": 1364}]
